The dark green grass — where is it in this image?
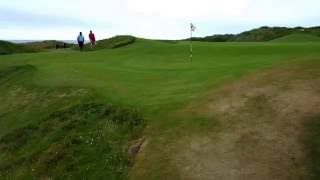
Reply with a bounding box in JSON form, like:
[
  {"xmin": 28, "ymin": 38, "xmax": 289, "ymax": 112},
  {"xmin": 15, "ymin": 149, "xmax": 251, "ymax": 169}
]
[
  {"xmin": 0, "ymin": 103, "xmax": 144, "ymax": 179},
  {"xmin": 1, "ymin": 39, "xmax": 320, "ymax": 179}
]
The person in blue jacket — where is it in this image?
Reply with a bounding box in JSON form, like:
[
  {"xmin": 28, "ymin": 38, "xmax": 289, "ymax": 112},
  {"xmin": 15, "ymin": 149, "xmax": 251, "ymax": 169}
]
[{"xmin": 77, "ymin": 32, "xmax": 85, "ymax": 51}]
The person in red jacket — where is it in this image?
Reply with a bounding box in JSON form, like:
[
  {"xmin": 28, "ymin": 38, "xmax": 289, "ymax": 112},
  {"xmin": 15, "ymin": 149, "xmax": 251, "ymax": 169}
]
[{"xmin": 89, "ymin": 30, "xmax": 96, "ymax": 48}]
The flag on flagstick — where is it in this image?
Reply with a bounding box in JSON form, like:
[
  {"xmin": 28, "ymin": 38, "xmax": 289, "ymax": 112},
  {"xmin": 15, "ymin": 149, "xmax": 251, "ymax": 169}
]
[{"xmin": 191, "ymin": 23, "xmax": 196, "ymax": 32}]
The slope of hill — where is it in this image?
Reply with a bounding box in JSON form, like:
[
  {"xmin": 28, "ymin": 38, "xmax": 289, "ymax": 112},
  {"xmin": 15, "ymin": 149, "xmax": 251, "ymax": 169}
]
[
  {"xmin": 192, "ymin": 26, "xmax": 320, "ymax": 42},
  {"xmin": 271, "ymin": 33, "xmax": 320, "ymax": 42},
  {"xmin": 95, "ymin": 35, "xmax": 135, "ymax": 49},
  {"xmin": 0, "ymin": 40, "xmax": 38, "ymax": 55},
  {"xmin": 74, "ymin": 35, "xmax": 136, "ymax": 51}
]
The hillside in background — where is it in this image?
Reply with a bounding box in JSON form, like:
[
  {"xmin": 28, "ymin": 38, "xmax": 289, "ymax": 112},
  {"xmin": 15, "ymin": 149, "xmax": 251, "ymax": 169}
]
[
  {"xmin": 191, "ymin": 26, "xmax": 320, "ymax": 42},
  {"xmin": 0, "ymin": 40, "xmax": 38, "ymax": 55},
  {"xmin": 3, "ymin": 25, "xmax": 320, "ymax": 55},
  {"xmin": 23, "ymin": 40, "xmax": 73, "ymax": 50},
  {"xmin": 0, "ymin": 40, "xmax": 73, "ymax": 55},
  {"xmin": 1, "ymin": 36, "xmax": 137, "ymax": 55}
]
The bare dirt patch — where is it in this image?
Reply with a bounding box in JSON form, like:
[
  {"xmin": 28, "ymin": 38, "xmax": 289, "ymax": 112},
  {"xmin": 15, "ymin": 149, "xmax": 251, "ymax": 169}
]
[
  {"xmin": 175, "ymin": 60, "xmax": 320, "ymax": 180},
  {"xmin": 128, "ymin": 138, "xmax": 146, "ymax": 166}
]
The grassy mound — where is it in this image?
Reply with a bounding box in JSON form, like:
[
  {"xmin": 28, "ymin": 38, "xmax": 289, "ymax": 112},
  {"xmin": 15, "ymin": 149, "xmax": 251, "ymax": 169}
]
[
  {"xmin": 73, "ymin": 35, "xmax": 135, "ymax": 51},
  {"xmin": 95, "ymin": 35, "xmax": 136, "ymax": 49},
  {"xmin": 271, "ymin": 33, "xmax": 320, "ymax": 42},
  {"xmin": 0, "ymin": 40, "xmax": 37, "ymax": 55},
  {"xmin": 0, "ymin": 102, "xmax": 144, "ymax": 179},
  {"xmin": 24, "ymin": 40, "xmax": 73, "ymax": 50},
  {"xmin": 0, "ymin": 64, "xmax": 144, "ymax": 179}
]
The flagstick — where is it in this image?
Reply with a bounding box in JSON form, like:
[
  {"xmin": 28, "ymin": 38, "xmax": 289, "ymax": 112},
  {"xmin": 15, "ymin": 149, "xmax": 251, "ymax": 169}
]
[{"xmin": 190, "ymin": 27, "xmax": 193, "ymax": 62}]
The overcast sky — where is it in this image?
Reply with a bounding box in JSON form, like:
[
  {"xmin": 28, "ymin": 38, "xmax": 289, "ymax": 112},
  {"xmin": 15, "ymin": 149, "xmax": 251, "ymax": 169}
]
[{"xmin": 1, "ymin": 0, "xmax": 319, "ymax": 40}]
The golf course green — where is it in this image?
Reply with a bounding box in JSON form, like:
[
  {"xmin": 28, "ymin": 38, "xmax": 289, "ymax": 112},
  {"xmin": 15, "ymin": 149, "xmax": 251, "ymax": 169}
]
[{"xmin": 1, "ymin": 37, "xmax": 320, "ymax": 179}]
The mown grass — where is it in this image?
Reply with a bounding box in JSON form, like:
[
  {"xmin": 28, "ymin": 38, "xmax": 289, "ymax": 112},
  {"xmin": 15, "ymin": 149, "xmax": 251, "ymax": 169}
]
[
  {"xmin": 0, "ymin": 39, "xmax": 320, "ymax": 179},
  {"xmin": 271, "ymin": 33, "xmax": 320, "ymax": 43}
]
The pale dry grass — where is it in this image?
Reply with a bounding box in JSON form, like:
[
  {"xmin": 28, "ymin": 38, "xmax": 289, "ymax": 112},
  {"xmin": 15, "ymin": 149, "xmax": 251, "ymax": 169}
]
[{"xmin": 175, "ymin": 60, "xmax": 320, "ymax": 180}]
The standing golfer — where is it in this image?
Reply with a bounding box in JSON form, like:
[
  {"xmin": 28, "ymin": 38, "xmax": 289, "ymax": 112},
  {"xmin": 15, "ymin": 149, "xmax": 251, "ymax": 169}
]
[
  {"xmin": 89, "ymin": 30, "xmax": 96, "ymax": 48},
  {"xmin": 77, "ymin": 32, "xmax": 85, "ymax": 51}
]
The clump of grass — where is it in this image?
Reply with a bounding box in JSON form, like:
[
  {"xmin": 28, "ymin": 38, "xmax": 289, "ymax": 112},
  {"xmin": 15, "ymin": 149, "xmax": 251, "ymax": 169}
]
[
  {"xmin": 0, "ymin": 103, "xmax": 144, "ymax": 179},
  {"xmin": 0, "ymin": 125, "xmax": 38, "ymax": 152}
]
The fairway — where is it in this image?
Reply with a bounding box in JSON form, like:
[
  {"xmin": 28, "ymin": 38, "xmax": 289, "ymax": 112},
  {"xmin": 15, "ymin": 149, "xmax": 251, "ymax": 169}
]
[{"xmin": 1, "ymin": 39, "xmax": 320, "ymax": 179}]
